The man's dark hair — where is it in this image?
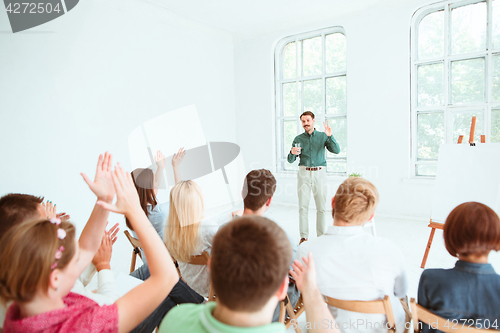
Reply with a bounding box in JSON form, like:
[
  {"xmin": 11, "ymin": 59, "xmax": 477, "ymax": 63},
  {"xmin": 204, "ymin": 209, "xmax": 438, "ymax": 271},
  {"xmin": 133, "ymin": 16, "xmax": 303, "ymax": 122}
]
[
  {"xmin": 0, "ymin": 193, "xmax": 44, "ymax": 238},
  {"xmin": 242, "ymin": 169, "xmax": 276, "ymax": 211},
  {"xmin": 211, "ymin": 216, "xmax": 292, "ymax": 311},
  {"xmin": 300, "ymin": 111, "xmax": 315, "ymax": 120}
]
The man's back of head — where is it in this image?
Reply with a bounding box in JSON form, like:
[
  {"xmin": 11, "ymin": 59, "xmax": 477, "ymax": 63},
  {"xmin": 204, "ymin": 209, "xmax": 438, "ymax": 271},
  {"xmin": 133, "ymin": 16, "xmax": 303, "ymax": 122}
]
[
  {"xmin": 211, "ymin": 215, "xmax": 292, "ymax": 312},
  {"xmin": 242, "ymin": 169, "xmax": 276, "ymax": 212},
  {"xmin": 333, "ymin": 177, "xmax": 379, "ymax": 225},
  {"xmin": 0, "ymin": 193, "xmax": 44, "ymax": 237}
]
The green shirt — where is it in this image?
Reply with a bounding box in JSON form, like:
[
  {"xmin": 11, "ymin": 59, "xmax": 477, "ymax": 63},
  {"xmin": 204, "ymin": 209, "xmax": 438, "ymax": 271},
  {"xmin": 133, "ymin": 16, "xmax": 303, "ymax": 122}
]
[
  {"xmin": 159, "ymin": 302, "xmax": 286, "ymax": 333},
  {"xmin": 287, "ymin": 129, "xmax": 340, "ymax": 167}
]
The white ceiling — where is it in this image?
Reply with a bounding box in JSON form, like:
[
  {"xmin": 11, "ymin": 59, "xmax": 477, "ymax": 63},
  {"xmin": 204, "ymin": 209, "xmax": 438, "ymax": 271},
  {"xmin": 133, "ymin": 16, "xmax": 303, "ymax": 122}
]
[{"xmin": 148, "ymin": 0, "xmax": 423, "ymax": 41}]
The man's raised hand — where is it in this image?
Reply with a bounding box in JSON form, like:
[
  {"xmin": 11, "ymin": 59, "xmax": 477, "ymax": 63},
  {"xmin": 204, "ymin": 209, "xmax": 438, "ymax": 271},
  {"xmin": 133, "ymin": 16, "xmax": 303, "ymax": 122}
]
[{"xmin": 324, "ymin": 120, "xmax": 332, "ymax": 137}]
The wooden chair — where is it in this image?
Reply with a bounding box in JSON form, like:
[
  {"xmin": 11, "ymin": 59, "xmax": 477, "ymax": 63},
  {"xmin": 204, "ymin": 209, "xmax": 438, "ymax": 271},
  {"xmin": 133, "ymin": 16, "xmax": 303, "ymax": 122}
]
[
  {"xmin": 409, "ymin": 298, "xmax": 492, "ymax": 333},
  {"xmin": 124, "ymin": 230, "xmax": 142, "ymax": 273},
  {"xmin": 125, "ymin": 230, "xmax": 183, "ymax": 278},
  {"xmin": 279, "ymin": 294, "xmax": 305, "ymax": 332},
  {"xmin": 324, "ymin": 295, "xmax": 398, "ymax": 333},
  {"xmin": 176, "ymin": 251, "xmax": 216, "ymax": 302}
]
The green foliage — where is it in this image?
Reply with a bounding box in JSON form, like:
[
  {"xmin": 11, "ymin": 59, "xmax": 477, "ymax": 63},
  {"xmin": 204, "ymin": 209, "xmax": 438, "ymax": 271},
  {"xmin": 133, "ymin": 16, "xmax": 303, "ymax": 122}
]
[{"xmin": 348, "ymin": 172, "xmax": 362, "ymax": 178}]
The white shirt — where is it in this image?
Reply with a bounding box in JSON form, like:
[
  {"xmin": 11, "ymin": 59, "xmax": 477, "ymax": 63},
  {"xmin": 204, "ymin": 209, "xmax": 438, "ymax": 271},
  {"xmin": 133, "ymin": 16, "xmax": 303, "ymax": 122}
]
[
  {"xmin": 72, "ymin": 264, "xmax": 142, "ymax": 305},
  {"xmin": 297, "ymin": 225, "xmax": 408, "ymax": 333},
  {"xmin": 178, "ymin": 218, "xmax": 219, "ymax": 298}
]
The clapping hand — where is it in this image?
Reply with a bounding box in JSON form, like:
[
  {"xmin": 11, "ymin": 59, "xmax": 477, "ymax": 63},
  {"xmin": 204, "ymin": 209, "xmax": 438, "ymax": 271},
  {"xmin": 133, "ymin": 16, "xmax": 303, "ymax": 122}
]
[
  {"xmin": 172, "ymin": 148, "xmax": 186, "ymax": 168},
  {"xmin": 42, "ymin": 200, "xmax": 56, "ymax": 219},
  {"xmin": 155, "ymin": 150, "xmax": 166, "ymax": 170},
  {"xmin": 57, "ymin": 212, "xmax": 71, "ymax": 222},
  {"xmin": 289, "ymin": 252, "xmax": 318, "ymax": 295},
  {"xmin": 92, "ymin": 222, "xmax": 119, "ymax": 271},
  {"xmin": 324, "ymin": 120, "xmax": 332, "ymax": 137},
  {"xmin": 96, "ymin": 164, "xmax": 142, "ymax": 217},
  {"xmin": 81, "ymin": 152, "xmax": 115, "ymax": 203}
]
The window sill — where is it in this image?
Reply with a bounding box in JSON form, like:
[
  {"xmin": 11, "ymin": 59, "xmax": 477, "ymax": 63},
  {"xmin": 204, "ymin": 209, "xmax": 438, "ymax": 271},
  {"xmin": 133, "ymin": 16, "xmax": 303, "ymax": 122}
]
[{"xmin": 402, "ymin": 177, "xmax": 435, "ymax": 185}]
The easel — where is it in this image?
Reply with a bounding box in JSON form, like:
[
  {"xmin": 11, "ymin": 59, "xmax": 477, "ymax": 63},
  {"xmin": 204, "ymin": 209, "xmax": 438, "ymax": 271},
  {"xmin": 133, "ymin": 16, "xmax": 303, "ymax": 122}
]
[{"xmin": 420, "ymin": 116, "xmax": 486, "ymax": 268}]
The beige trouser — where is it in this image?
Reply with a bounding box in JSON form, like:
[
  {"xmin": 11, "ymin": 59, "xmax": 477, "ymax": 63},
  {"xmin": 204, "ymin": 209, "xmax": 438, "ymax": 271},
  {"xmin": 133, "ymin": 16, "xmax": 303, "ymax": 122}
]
[{"xmin": 297, "ymin": 167, "xmax": 327, "ymax": 239}]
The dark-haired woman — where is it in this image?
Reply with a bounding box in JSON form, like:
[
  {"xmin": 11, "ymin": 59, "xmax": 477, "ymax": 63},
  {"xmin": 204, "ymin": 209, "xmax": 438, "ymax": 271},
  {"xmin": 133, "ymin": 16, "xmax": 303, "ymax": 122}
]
[
  {"xmin": 129, "ymin": 149, "xmax": 185, "ymax": 280},
  {"xmin": 418, "ymin": 201, "xmax": 500, "ymax": 332}
]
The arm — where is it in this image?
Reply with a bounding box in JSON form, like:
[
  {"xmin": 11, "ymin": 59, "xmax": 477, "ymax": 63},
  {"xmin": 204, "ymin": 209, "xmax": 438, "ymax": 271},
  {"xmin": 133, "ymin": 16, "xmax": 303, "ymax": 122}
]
[
  {"xmin": 323, "ymin": 121, "xmax": 340, "ymax": 154},
  {"xmin": 171, "ymin": 147, "xmax": 186, "ymax": 184},
  {"xmin": 98, "ymin": 165, "xmax": 178, "ymax": 333},
  {"xmin": 78, "ymin": 152, "xmax": 116, "ymax": 275},
  {"xmin": 393, "ymin": 252, "xmax": 408, "ymax": 299},
  {"xmin": 417, "ymin": 271, "xmax": 429, "ymax": 308},
  {"xmin": 154, "ymin": 150, "xmax": 166, "ymax": 192},
  {"xmin": 290, "ymin": 253, "xmax": 340, "ymax": 333}
]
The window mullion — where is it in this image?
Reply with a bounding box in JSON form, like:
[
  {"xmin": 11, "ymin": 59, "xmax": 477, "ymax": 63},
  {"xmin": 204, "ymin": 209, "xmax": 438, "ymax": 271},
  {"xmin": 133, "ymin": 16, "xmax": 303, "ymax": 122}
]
[
  {"xmin": 322, "ymin": 32, "xmax": 326, "ymax": 121},
  {"xmin": 445, "ymin": 3, "xmax": 451, "ymax": 144}
]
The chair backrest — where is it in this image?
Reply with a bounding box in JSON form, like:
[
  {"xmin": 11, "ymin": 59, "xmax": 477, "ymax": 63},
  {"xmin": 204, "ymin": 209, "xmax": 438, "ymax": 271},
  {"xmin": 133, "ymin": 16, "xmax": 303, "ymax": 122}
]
[
  {"xmin": 324, "ymin": 295, "xmax": 397, "ymax": 333},
  {"xmin": 187, "ymin": 251, "xmax": 210, "ymax": 265},
  {"xmin": 124, "ymin": 230, "xmax": 142, "ymax": 273},
  {"xmin": 279, "ymin": 293, "xmax": 305, "ymax": 332},
  {"xmin": 176, "ymin": 251, "xmax": 215, "ymax": 302},
  {"xmin": 409, "ymin": 298, "xmax": 492, "ymax": 333}
]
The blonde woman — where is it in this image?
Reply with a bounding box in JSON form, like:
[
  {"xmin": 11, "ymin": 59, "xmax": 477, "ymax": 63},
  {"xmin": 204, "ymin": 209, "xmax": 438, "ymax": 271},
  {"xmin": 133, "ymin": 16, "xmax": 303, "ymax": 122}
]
[{"xmin": 164, "ymin": 180, "xmax": 218, "ymax": 298}]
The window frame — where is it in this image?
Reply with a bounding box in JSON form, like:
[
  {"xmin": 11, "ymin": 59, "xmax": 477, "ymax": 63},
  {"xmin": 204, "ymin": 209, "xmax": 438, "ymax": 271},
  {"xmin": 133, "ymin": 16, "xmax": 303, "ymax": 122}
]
[
  {"xmin": 411, "ymin": 0, "xmax": 500, "ymax": 177},
  {"xmin": 274, "ymin": 26, "xmax": 347, "ymax": 176}
]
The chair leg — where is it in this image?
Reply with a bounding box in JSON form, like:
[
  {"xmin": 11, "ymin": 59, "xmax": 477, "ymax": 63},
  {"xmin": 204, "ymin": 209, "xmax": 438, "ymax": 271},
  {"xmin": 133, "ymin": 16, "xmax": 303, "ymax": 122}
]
[
  {"xmin": 208, "ymin": 284, "xmax": 216, "ymax": 302},
  {"xmin": 130, "ymin": 252, "xmax": 136, "ymax": 274},
  {"xmin": 278, "ymin": 298, "xmax": 287, "ymax": 323}
]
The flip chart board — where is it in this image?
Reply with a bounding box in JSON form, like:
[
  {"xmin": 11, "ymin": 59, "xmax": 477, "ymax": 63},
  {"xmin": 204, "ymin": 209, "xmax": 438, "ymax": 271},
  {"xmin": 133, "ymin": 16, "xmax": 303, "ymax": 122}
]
[{"xmin": 430, "ymin": 143, "xmax": 500, "ymax": 223}]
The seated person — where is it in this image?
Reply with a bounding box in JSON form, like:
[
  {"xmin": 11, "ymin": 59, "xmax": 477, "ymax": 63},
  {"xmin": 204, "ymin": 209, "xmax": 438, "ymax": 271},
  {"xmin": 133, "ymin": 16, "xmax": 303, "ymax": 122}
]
[
  {"xmin": 159, "ymin": 215, "xmax": 340, "ymax": 333},
  {"xmin": 129, "ymin": 149, "xmax": 183, "ymax": 280},
  {"xmin": 0, "ymin": 153, "xmax": 179, "ymax": 332},
  {"xmin": 418, "ymin": 201, "xmax": 500, "ymax": 332},
  {"xmin": 297, "ymin": 177, "xmax": 408, "ymax": 333},
  {"xmin": 164, "ymin": 180, "xmax": 219, "ymax": 298},
  {"xmin": 226, "ymin": 169, "xmax": 299, "ymax": 321}
]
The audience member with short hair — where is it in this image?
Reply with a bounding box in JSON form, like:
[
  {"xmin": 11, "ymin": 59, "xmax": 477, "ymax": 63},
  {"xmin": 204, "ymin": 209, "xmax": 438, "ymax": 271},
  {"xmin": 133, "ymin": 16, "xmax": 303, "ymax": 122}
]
[
  {"xmin": 160, "ymin": 215, "xmax": 340, "ymax": 333},
  {"xmin": 297, "ymin": 177, "xmax": 408, "ymax": 333},
  {"xmin": 0, "ymin": 154, "xmax": 179, "ymax": 332},
  {"xmin": 228, "ymin": 169, "xmax": 300, "ymax": 321},
  {"xmin": 418, "ymin": 201, "xmax": 500, "ymax": 332},
  {"xmin": 164, "ymin": 180, "xmax": 219, "ymax": 298}
]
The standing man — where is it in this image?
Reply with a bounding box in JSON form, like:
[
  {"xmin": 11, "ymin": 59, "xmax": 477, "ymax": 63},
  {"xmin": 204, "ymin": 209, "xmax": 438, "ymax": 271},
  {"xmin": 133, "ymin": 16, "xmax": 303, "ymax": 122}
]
[{"xmin": 287, "ymin": 111, "xmax": 340, "ymax": 244}]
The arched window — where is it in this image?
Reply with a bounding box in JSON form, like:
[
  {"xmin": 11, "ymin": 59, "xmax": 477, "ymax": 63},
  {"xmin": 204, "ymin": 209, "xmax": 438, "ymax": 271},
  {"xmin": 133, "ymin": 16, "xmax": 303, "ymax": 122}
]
[
  {"xmin": 275, "ymin": 27, "xmax": 347, "ymax": 174},
  {"xmin": 411, "ymin": 0, "xmax": 500, "ymax": 176}
]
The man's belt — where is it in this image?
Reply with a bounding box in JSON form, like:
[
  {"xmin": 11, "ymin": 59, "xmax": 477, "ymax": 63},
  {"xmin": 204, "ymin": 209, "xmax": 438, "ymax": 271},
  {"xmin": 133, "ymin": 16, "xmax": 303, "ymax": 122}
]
[{"xmin": 300, "ymin": 166, "xmax": 324, "ymax": 171}]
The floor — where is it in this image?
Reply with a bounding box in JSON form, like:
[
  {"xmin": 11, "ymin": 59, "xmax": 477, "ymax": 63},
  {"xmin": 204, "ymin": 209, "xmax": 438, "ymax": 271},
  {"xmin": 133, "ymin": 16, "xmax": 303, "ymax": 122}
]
[{"xmin": 90, "ymin": 203, "xmax": 500, "ymax": 332}]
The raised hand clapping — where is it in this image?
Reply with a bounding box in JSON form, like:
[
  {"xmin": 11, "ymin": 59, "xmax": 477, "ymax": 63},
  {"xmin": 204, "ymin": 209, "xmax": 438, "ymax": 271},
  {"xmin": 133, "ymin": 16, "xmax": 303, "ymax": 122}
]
[
  {"xmin": 96, "ymin": 164, "xmax": 142, "ymax": 217},
  {"xmin": 81, "ymin": 152, "xmax": 115, "ymax": 203}
]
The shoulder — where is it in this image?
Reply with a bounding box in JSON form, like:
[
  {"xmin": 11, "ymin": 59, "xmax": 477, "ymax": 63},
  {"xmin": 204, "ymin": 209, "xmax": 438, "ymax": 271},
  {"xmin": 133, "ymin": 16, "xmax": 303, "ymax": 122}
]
[
  {"xmin": 418, "ymin": 268, "xmax": 455, "ymax": 292},
  {"xmin": 160, "ymin": 304, "xmax": 204, "ymax": 332},
  {"xmin": 200, "ymin": 220, "xmax": 219, "ymax": 238},
  {"xmin": 150, "ymin": 202, "xmax": 169, "ymax": 216}
]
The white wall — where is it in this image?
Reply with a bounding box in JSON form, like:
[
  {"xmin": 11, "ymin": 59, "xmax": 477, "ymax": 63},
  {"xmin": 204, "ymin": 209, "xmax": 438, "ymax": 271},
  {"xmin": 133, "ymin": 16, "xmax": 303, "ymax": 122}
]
[
  {"xmin": 0, "ymin": 0, "xmax": 236, "ymax": 232},
  {"xmin": 233, "ymin": 0, "xmax": 437, "ymax": 220}
]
